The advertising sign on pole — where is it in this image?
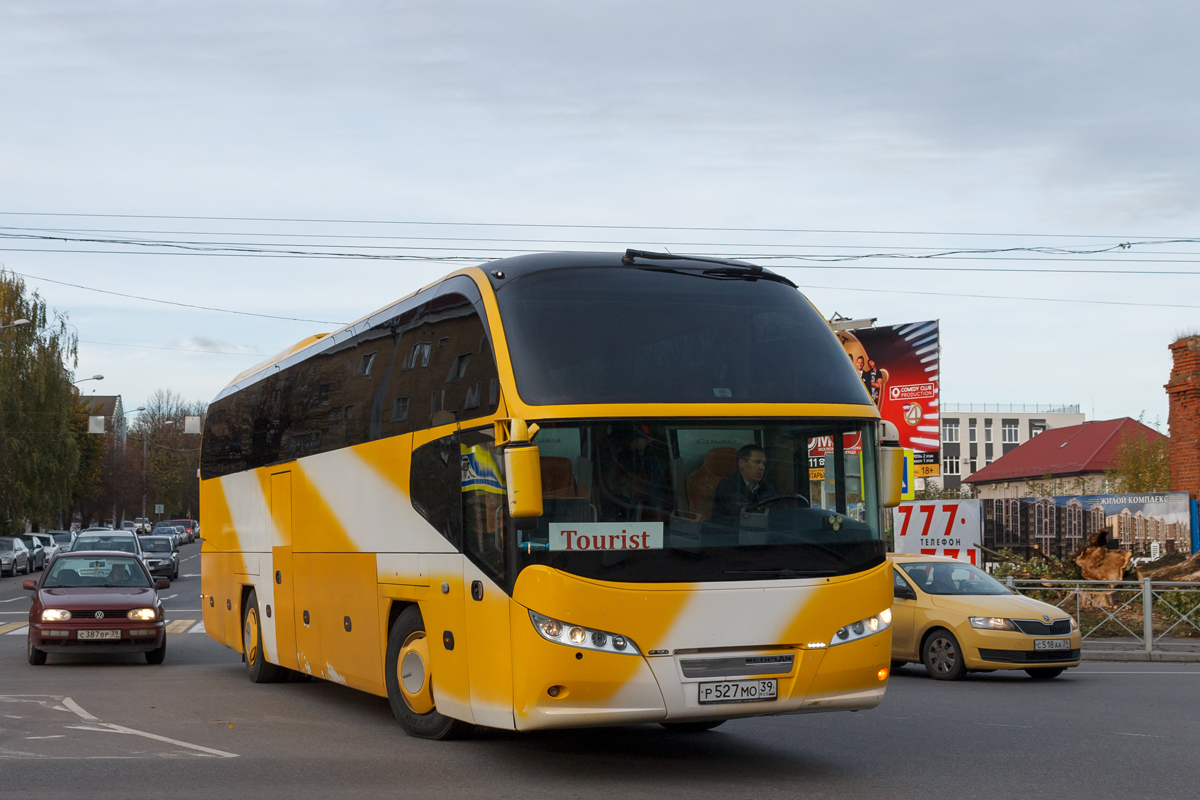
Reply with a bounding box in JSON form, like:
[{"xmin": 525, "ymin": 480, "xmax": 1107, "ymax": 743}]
[
  {"xmin": 836, "ymin": 321, "xmax": 940, "ymax": 476},
  {"xmin": 901, "ymin": 448, "xmax": 915, "ymax": 501},
  {"xmin": 894, "ymin": 500, "xmax": 982, "ymax": 565}
]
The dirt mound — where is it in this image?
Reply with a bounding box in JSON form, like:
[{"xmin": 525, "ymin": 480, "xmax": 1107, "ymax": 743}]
[{"xmin": 1138, "ymin": 550, "xmax": 1200, "ymax": 582}]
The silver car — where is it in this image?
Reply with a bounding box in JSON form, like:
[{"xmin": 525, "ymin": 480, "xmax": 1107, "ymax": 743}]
[{"xmin": 0, "ymin": 538, "xmax": 32, "ymax": 577}]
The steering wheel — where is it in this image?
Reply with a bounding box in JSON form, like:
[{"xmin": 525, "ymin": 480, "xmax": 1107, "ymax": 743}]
[{"xmin": 747, "ymin": 493, "xmax": 811, "ymax": 510}]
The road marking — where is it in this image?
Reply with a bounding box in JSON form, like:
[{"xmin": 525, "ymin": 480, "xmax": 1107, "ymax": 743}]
[
  {"xmin": 0, "ymin": 596, "xmax": 28, "ymax": 603},
  {"xmin": 5, "ymin": 625, "xmax": 28, "ymax": 635},
  {"xmin": 182, "ymin": 573, "xmax": 200, "ymax": 578},
  {"xmin": 166, "ymin": 619, "xmax": 196, "ymax": 633},
  {"xmin": 1114, "ymin": 732, "xmax": 1166, "ymax": 738},
  {"xmin": 25, "ymin": 735, "xmax": 65, "ymax": 739},
  {"xmin": 977, "ymin": 723, "xmax": 1032, "ymax": 729},
  {"xmin": 161, "ymin": 594, "xmax": 178, "ymax": 600},
  {"xmin": 60, "ymin": 696, "xmax": 237, "ymax": 758},
  {"xmin": 191, "ymin": 621, "xmax": 206, "ymax": 634},
  {"xmin": 0, "ymin": 621, "xmax": 26, "ymax": 634}
]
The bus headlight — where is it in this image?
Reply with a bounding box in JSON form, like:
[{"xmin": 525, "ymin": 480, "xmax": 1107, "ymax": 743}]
[
  {"xmin": 529, "ymin": 610, "xmax": 640, "ymax": 656},
  {"xmin": 830, "ymin": 610, "xmax": 892, "ymax": 647}
]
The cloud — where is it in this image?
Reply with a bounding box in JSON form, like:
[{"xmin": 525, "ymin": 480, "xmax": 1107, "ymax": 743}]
[{"xmin": 173, "ymin": 336, "xmax": 260, "ymax": 355}]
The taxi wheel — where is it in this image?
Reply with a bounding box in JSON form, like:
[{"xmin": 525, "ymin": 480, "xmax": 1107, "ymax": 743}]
[
  {"xmin": 385, "ymin": 605, "xmax": 472, "ymax": 740},
  {"xmin": 922, "ymin": 629, "xmax": 967, "ymax": 681},
  {"xmin": 244, "ymin": 591, "xmax": 281, "ymax": 683},
  {"xmin": 27, "ymin": 634, "xmax": 47, "ymax": 666},
  {"xmin": 1026, "ymin": 667, "xmax": 1065, "ymax": 680},
  {"xmin": 660, "ymin": 721, "xmax": 725, "ymax": 733}
]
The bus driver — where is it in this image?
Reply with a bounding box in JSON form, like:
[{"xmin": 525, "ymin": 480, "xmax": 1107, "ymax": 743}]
[{"xmin": 711, "ymin": 444, "xmax": 778, "ymax": 520}]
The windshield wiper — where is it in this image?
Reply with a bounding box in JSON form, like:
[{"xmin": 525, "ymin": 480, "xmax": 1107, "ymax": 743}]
[
  {"xmin": 724, "ymin": 568, "xmax": 839, "ymax": 578},
  {"xmin": 622, "ymin": 249, "xmax": 797, "ymax": 287}
]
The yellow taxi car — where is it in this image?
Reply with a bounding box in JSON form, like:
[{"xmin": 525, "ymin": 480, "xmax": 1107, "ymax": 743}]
[{"xmin": 890, "ymin": 554, "xmax": 1081, "ymax": 680}]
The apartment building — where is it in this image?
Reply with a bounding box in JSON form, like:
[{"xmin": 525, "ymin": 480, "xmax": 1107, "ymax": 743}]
[{"xmin": 936, "ymin": 403, "xmax": 1085, "ymax": 491}]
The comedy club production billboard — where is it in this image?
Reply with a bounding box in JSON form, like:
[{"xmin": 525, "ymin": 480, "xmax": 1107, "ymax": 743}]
[{"xmin": 837, "ymin": 320, "xmax": 940, "ymax": 477}]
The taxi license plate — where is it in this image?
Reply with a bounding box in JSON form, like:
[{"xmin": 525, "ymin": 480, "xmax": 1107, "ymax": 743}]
[
  {"xmin": 1034, "ymin": 638, "xmax": 1071, "ymax": 651},
  {"xmin": 77, "ymin": 629, "xmax": 121, "ymax": 641},
  {"xmin": 698, "ymin": 679, "xmax": 777, "ymax": 704}
]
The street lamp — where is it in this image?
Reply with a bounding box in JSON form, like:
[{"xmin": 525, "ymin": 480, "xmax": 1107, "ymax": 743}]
[
  {"xmin": 1, "ymin": 318, "xmax": 30, "ymax": 331},
  {"xmin": 73, "ymin": 374, "xmax": 104, "ymax": 384}
]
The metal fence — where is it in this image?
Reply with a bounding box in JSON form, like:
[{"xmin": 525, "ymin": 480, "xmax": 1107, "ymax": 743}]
[{"xmin": 1007, "ymin": 578, "xmax": 1200, "ymax": 654}]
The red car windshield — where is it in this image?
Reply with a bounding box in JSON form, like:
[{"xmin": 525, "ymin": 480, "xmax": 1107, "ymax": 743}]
[{"xmin": 44, "ymin": 556, "xmax": 152, "ymax": 588}]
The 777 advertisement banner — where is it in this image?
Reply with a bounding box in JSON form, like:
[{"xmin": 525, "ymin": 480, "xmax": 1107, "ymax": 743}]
[
  {"xmin": 836, "ymin": 320, "xmax": 940, "ymax": 476},
  {"xmin": 894, "ymin": 500, "xmax": 983, "ymax": 565}
]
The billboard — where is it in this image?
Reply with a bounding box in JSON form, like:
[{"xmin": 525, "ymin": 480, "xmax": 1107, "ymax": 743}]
[
  {"xmin": 894, "ymin": 500, "xmax": 983, "ymax": 564},
  {"xmin": 836, "ymin": 321, "xmax": 940, "ymax": 476},
  {"xmin": 983, "ymin": 491, "xmax": 1193, "ymax": 559}
]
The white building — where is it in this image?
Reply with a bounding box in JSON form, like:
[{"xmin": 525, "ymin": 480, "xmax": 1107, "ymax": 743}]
[{"xmin": 935, "ymin": 403, "xmax": 1085, "ymax": 491}]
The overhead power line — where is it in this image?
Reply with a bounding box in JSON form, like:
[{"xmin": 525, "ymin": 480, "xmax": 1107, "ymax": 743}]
[
  {"xmin": 5, "ymin": 268, "xmax": 348, "ymax": 326},
  {"xmin": 0, "ymin": 209, "xmax": 1188, "ymax": 240}
]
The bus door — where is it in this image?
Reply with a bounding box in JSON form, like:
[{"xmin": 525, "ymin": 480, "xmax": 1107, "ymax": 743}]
[
  {"xmin": 270, "ymin": 471, "xmax": 299, "ymax": 671},
  {"xmin": 460, "ymin": 433, "xmax": 515, "ymax": 728}
]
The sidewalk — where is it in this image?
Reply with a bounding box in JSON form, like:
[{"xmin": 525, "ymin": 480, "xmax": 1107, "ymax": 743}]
[{"xmin": 1082, "ymin": 636, "xmax": 1200, "ymax": 662}]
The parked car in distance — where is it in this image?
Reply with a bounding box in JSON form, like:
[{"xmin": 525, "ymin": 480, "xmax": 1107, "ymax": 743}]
[
  {"xmin": 16, "ymin": 535, "xmax": 46, "ymax": 571},
  {"xmin": 890, "ymin": 554, "xmax": 1082, "ymax": 681},
  {"xmin": 132, "ymin": 517, "xmax": 152, "ymax": 534},
  {"xmin": 164, "ymin": 519, "xmax": 197, "ymax": 544},
  {"xmin": 138, "ymin": 535, "xmax": 179, "ymax": 580},
  {"xmin": 70, "ymin": 531, "xmax": 143, "ymax": 557},
  {"xmin": 25, "ymin": 551, "xmax": 169, "ymax": 665},
  {"xmin": 32, "ymin": 533, "xmax": 61, "ymax": 564},
  {"xmin": 0, "ymin": 537, "xmax": 32, "ymax": 576},
  {"xmin": 48, "ymin": 531, "xmax": 76, "ymax": 552}
]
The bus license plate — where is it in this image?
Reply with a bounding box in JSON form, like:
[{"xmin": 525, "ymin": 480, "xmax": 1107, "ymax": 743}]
[
  {"xmin": 698, "ymin": 679, "xmax": 777, "ymax": 704},
  {"xmin": 77, "ymin": 629, "xmax": 121, "ymax": 640},
  {"xmin": 1034, "ymin": 639, "xmax": 1071, "ymax": 651}
]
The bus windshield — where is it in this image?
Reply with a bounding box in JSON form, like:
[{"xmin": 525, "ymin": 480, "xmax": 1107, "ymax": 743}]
[
  {"xmin": 498, "ymin": 419, "xmax": 883, "ymax": 582},
  {"xmin": 494, "ymin": 266, "xmax": 870, "ymax": 406}
]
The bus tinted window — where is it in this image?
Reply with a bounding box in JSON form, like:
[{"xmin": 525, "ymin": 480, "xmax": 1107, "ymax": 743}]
[
  {"xmin": 495, "ymin": 267, "xmax": 870, "ymax": 406},
  {"xmin": 201, "ymin": 279, "xmax": 499, "ymax": 478},
  {"xmin": 410, "ymin": 433, "xmax": 461, "ymax": 546}
]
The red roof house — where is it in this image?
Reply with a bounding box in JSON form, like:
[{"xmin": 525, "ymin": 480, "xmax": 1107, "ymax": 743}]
[{"xmin": 964, "ymin": 417, "xmax": 1166, "ymax": 497}]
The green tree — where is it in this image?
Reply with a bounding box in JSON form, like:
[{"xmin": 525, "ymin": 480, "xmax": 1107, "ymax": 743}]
[
  {"xmin": 0, "ymin": 270, "xmax": 80, "ymax": 534},
  {"xmin": 1105, "ymin": 415, "xmax": 1170, "ymax": 492},
  {"xmin": 131, "ymin": 389, "xmax": 204, "ymax": 519}
]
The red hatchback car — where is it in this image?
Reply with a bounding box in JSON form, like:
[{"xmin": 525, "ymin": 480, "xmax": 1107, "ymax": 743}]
[{"xmin": 25, "ymin": 551, "xmax": 169, "ymax": 665}]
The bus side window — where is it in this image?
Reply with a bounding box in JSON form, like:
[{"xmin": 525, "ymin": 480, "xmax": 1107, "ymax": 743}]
[
  {"xmin": 410, "ymin": 434, "xmax": 462, "ymax": 547},
  {"xmin": 460, "ymin": 430, "xmax": 506, "ymax": 583}
]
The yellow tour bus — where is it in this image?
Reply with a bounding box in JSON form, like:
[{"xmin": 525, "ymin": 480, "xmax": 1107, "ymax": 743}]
[{"xmin": 199, "ymin": 250, "xmax": 904, "ymax": 739}]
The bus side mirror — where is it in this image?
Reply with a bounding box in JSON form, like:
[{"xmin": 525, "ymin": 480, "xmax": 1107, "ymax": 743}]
[
  {"xmin": 880, "ymin": 446, "xmax": 904, "ymax": 508},
  {"xmin": 495, "ymin": 418, "xmax": 544, "ymax": 519}
]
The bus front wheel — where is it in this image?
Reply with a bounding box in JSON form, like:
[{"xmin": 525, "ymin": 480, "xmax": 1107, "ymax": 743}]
[
  {"xmin": 243, "ymin": 590, "xmax": 281, "ymax": 683},
  {"xmin": 385, "ymin": 605, "xmax": 472, "ymax": 740}
]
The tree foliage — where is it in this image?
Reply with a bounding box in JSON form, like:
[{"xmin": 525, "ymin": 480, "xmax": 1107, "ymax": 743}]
[
  {"xmin": 0, "ymin": 270, "xmax": 80, "ymax": 534},
  {"xmin": 1105, "ymin": 415, "xmax": 1170, "ymax": 493}
]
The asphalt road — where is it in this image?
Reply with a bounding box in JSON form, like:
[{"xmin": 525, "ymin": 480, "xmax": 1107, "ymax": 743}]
[{"xmin": 0, "ymin": 544, "xmax": 1195, "ymax": 799}]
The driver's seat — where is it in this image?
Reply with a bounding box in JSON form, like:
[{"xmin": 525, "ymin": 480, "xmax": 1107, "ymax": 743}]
[{"xmin": 686, "ymin": 447, "xmax": 738, "ymax": 521}]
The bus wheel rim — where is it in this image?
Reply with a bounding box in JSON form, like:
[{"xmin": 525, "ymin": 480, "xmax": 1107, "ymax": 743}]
[
  {"xmin": 245, "ymin": 608, "xmax": 259, "ymax": 665},
  {"xmin": 398, "ymin": 632, "xmax": 434, "ymax": 714}
]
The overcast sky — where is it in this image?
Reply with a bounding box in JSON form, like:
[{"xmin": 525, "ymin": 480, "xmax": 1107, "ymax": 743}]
[{"xmin": 2, "ymin": 1, "xmax": 1196, "ymax": 427}]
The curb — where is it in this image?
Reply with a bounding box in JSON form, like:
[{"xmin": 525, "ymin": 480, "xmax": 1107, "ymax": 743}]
[{"xmin": 1082, "ymin": 651, "xmax": 1200, "ymax": 662}]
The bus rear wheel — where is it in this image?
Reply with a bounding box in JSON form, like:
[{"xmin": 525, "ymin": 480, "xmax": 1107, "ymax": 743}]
[
  {"xmin": 385, "ymin": 605, "xmax": 472, "ymax": 740},
  {"xmin": 243, "ymin": 590, "xmax": 281, "ymax": 683}
]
